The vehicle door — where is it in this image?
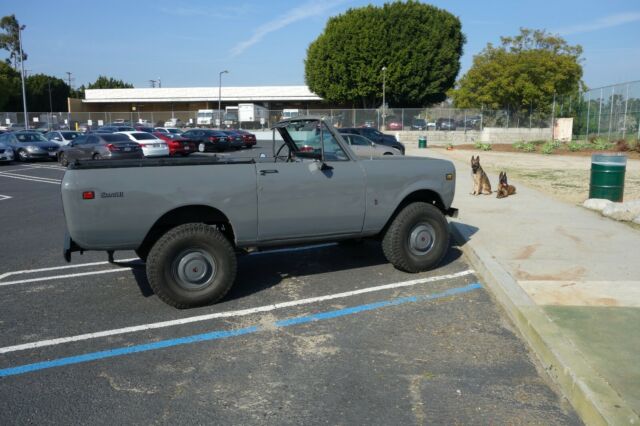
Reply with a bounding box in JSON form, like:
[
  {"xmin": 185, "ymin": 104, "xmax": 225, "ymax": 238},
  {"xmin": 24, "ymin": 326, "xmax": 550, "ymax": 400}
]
[
  {"xmin": 79, "ymin": 135, "xmax": 100, "ymax": 159},
  {"xmin": 61, "ymin": 135, "xmax": 86, "ymax": 162},
  {"xmin": 256, "ymin": 122, "xmax": 367, "ymax": 241},
  {"xmin": 346, "ymin": 134, "xmax": 376, "ymax": 158}
]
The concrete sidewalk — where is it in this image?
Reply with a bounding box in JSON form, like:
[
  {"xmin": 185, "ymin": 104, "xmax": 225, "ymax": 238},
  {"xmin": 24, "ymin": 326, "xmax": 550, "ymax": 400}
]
[{"xmin": 408, "ymin": 147, "xmax": 640, "ymax": 425}]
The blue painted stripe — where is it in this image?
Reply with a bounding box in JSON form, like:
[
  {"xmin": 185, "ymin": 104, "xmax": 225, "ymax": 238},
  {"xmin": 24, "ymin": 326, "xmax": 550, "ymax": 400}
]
[{"xmin": 0, "ymin": 282, "xmax": 482, "ymax": 378}]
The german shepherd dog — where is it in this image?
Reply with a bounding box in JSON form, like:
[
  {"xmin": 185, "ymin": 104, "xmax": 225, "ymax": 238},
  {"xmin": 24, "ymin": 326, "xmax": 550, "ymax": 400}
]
[
  {"xmin": 496, "ymin": 171, "xmax": 516, "ymax": 199},
  {"xmin": 471, "ymin": 156, "xmax": 492, "ymax": 195}
]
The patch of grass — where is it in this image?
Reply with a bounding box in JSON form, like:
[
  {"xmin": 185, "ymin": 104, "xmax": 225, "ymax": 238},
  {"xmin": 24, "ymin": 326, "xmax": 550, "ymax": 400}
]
[
  {"xmin": 474, "ymin": 140, "xmax": 484, "ymax": 150},
  {"xmin": 480, "ymin": 142, "xmax": 492, "ymax": 151},
  {"xmin": 521, "ymin": 142, "xmax": 536, "ymax": 152},
  {"xmin": 530, "ymin": 139, "xmax": 549, "ymax": 146},
  {"xmin": 513, "ymin": 141, "xmax": 525, "ymax": 150}
]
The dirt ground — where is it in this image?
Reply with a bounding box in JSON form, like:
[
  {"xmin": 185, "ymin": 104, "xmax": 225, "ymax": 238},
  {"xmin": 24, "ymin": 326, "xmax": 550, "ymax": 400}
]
[
  {"xmin": 455, "ymin": 143, "xmax": 640, "ymax": 160},
  {"xmin": 434, "ymin": 147, "xmax": 640, "ymax": 205}
]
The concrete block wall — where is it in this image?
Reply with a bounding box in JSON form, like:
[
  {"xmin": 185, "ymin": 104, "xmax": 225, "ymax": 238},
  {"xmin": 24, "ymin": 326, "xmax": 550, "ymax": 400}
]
[{"xmin": 393, "ymin": 128, "xmax": 552, "ymax": 147}]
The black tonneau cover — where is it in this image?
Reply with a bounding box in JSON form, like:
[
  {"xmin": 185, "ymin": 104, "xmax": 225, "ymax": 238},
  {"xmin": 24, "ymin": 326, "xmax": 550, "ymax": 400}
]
[{"xmin": 68, "ymin": 156, "xmax": 255, "ymax": 170}]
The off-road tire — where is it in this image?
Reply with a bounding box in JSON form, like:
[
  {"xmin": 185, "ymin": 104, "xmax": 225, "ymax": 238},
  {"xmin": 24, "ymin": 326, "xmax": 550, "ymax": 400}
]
[
  {"xmin": 146, "ymin": 223, "xmax": 237, "ymax": 308},
  {"xmin": 382, "ymin": 202, "xmax": 449, "ymax": 273}
]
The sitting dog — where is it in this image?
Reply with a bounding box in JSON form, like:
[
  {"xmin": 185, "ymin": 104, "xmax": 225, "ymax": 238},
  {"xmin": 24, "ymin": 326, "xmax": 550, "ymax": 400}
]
[
  {"xmin": 496, "ymin": 171, "xmax": 516, "ymax": 199},
  {"xmin": 471, "ymin": 155, "xmax": 492, "ymax": 195}
]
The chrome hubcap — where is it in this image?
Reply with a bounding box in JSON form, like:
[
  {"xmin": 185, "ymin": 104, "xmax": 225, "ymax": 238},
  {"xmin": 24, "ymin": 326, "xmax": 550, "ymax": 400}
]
[
  {"xmin": 172, "ymin": 249, "xmax": 216, "ymax": 290},
  {"xmin": 408, "ymin": 223, "xmax": 436, "ymax": 256}
]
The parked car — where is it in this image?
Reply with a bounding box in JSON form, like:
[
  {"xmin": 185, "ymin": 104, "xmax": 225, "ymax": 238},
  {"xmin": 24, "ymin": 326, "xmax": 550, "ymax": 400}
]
[
  {"xmin": 45, "ymin": 131, "xmax": 82, "ymax": 146},
  {"xmin": 98, "ymin": 125, "xmax": 136, "ymax": 133},
  {"xmin": 386, "ymin": 120, "xmax": 403, "ymax": 130},
  {"xmin": 154, "ymin": 127, "xmax": 183, "ymax": 136},
  {"xmin": 340, "ymin": 133, "xmax": 402, "ymax": 157},
  {"xmin": 181, "ymin": 129, "xmax": 230, "ymax": 152},
  {"xmin": 152, "ymin": 132, "xmax": 195, "ymax": 156},
  {"xmin": 358, "ymin": 120, "xmax": 376, "ymax": 128},
  {"xmin": 435, "ymin": 118, "xmax": 456, "ymax": 131},
  {"xmin": 411, "ymin": 119, "xmax": 428, "ymax": 130},
  {"xmin": 33, "ymin": 122, "xmax": 52, "ymax": 133},
  {"xmin": 133, "ymin": 123, "xmax": 155, "ymax": 133},
  {"xmin": 58, "ymin": 133, "xmax": 143, "ymax": 166},
  {"xmin": 164, "ymin": 118, "xmax": 183, "ymax": 127},
  {"xmin": 220, "ymin": 130, "xmax": 245, "ymax": 150},
  {"xmin": 337, "ymin": 127, "xmax": 405, "ymax": 154},
  {"xmin": 235, "ymin": 129, "xmax": 257, "ymax": 148},
  {"xmin": 0, "ymin": 131, "xmax": 59, "ymax": 162},
  {"xmin": 116, "ymin": 131, "xmax": 169, "ymax": 157},
  {"xmin": 0, "ymin": 140, "xmax": 15, "ymax": 163},
  {"xmin": 3, "ymin": 123, "xmax": 25, "ymax": 132}
]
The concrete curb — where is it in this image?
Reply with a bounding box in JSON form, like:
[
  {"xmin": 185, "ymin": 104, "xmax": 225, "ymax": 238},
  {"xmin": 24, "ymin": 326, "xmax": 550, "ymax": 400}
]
[{"xmin": 450, "ymin": 222, "xmax": 639, "ymax": 426}]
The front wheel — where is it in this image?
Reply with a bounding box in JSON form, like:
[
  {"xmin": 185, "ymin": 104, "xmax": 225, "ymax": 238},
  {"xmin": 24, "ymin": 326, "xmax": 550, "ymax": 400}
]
[
  {"xmin": 382, "ymin": 202, "xmax": 449, "ymax": 273},
  {"xmin": 146, "ymin": 223, "xmax": 237, "ymax": 308},
  {"xmin": 59, "ymin": 153, "xmax": 69, "ymax": 167},
  {"xmin": 17, "ymin": 149, "xmax": 28, "ymax": 162}
]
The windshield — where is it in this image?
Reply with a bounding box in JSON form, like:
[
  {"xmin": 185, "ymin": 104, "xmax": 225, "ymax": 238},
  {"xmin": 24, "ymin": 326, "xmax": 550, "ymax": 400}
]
[
  {"xmin": 16, "ymin": 133, "xmax": 48, "ymax": 142},
  {"xmin": 102, "ymin": 134, "xmax": 131, "ymax": 142},
  {"xmin": 277, "ymin": 120, "xmax": 348, "ymax": 161},
  {"xmin": 131, "ymin": 133, "xmax": 157, "ymax": 141},
  {"xmin": 349, "ymin": 134, "xmax": 372, "ymax": 146},
  {"xmin": 168, "ymin": 128, "xmax": 182, "ymax": 134},
  {"xmin": 61, "ymin": 132, "xmax": 80, "ymax": 140}
]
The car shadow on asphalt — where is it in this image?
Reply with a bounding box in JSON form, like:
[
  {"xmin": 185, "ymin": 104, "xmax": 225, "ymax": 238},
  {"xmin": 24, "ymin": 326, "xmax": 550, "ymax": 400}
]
[{"xmin": 123, "ymin": 240, "xmax": 464, "ymax": 303}]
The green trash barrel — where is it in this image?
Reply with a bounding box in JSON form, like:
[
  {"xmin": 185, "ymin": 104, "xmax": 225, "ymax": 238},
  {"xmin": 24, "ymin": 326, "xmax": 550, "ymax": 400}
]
[
  {"xmin": 589, "ymin": 153, "xmax": 626, "ymax": 202},
  {"xmin": 418, "ymin": 136, "xmax": 427, "ymax": 149}
]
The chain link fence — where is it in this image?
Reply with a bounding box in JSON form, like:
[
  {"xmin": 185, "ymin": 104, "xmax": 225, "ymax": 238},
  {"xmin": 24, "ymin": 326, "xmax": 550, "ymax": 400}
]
[
  {"xmin": 0, "ymin": 107, "xmax": 553, "ymax": 133},
  {"xmin": 556, "ymin": 80, "xmax": 640, "ymax": 141}
]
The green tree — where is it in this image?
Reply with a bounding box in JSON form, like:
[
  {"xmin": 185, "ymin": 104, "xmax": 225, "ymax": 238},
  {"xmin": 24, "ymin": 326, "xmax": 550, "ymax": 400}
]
[
  {"xmin": 0, "ymin": 14, "xmax": 27, "ymax": 69},
  {"xmin": 25, "ymin": 74, "xmax": 70, "ymax": 112},
  {"xmin": 305, "ymin": 1, "xmax": 465, "ymax": 108},
  {"xmin": 0, "ymin": 61, "xmax": 21, "ymax": 111},
  {"xmin": 450, "ymin": 28, "xmax": 584, "ymax": 112},
  {"xmin": 87, "ymin": 75, "xmax": 134, "ymax": 89}
]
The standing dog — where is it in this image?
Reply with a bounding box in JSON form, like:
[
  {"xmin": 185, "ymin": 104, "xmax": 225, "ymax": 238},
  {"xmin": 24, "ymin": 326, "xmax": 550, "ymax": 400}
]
[
  {"xmin": 470, "ymin": 156, "xmax": 492, "ymax": 195},
  {"xmin": 496, "ymin": 171, "xmax": 516, "ymax": 199}
]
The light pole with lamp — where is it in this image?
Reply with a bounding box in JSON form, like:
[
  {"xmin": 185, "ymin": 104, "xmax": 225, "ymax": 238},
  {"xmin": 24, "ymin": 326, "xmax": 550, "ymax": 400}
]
[
  {"xmin": 381, "ymin": 66, "xmax": 387, "ymax": 129},
  {"xmin": 218, "ymin": 70, "xmax": 228, "ymax": 128},
  {"xmin": 18, "ymin": 24, "xmax": 28, "ymax": 129}
]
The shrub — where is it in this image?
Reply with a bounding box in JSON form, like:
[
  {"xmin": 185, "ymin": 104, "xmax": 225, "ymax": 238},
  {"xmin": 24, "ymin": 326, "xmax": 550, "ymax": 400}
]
[
  {"xmin": 614, "ymin": 139, "xmax": 630, "ymax": 152},
  {"xmin": 592, "ymin": 137, "xmax": 613, "ymax": 150},
  {"xmin": 474, "ymin": 140, "xmax": 484, "ymax": 150},
  {"xmin": 513, "ymin": 141, "xmax": 525, "ymax": 150},
  {"xmin": 480, "ymin": 143, "xmax": 492, "ymax": 151},
  {"xmin": 522, "ymin": 142, "xmax": 536, "ymax": 152},
  {"xmin": 541, "ymin": 141, "xmax": 555, "ymax": 154},
  {"xmin": 568, "ymin": 141, "xmax": 583, "ymax": 152}
]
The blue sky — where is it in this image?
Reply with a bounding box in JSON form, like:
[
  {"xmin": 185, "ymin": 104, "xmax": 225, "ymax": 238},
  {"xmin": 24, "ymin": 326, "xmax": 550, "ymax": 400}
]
[{"xmin": 2, "ymin": 0, "xmax": 638, "ymax": 90}]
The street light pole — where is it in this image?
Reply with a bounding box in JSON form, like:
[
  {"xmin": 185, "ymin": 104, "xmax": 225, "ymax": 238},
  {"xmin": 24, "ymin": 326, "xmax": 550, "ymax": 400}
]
[
  {"xmin": 381, "ymin": 66, "xmax": 387, "ymax": 129},
  {"xmin": 18, "ymin": 25, "xmax": 29, "ymax": 129},
  {"xmin": 218, "ymin": 70, "xmax": 228, "ymax": 128}
]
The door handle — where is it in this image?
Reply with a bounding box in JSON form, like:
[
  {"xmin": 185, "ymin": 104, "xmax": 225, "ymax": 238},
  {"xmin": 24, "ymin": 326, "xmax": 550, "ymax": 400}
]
[{"xmin": 260, "ymin": 169, "xmax": 279, "ymax": 176}]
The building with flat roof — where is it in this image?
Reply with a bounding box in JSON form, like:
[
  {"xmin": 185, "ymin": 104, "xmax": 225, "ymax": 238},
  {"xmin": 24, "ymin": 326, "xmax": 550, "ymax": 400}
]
[{"xmin": 70, "ymin": 85, "xmax": 328, "ymax": 113}]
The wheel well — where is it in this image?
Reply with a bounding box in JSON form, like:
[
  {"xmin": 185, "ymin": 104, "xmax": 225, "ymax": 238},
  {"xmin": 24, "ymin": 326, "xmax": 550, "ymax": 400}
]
[
  {"xmin": 138, "ymin": 205, "xmax": 235, "ymax": 255},
  {"xmin": 380, "ymin": 190, "xmax": 446, "ymax": 236}
]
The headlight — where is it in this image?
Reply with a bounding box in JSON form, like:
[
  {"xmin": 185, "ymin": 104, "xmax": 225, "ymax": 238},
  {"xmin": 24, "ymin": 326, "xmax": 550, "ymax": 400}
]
[{"xmin": 26, "ymin": 145, "xmax": 42, "ymax": 152}]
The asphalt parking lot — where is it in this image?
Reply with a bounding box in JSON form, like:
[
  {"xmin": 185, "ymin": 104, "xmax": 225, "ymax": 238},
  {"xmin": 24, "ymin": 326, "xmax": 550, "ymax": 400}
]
[{"xmin": 0, "ymin": 150, "xmax": 580, "ymax": 424}]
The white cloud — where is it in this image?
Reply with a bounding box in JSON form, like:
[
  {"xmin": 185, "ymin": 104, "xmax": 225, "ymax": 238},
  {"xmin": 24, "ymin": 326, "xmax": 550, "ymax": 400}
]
[
  {"xmin": 555, "ymin": 12, "xmax": 640, "ymax": 36},
  {"xmin": 230, "ymin": 0, "xmax": 347, "ymax": 57}
]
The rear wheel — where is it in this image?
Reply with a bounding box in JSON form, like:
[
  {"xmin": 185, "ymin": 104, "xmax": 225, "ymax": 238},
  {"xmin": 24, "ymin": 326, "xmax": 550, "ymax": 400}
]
[
  {"xmin": 92, "ymin": 153, "xmax": 102, "ymax": 160},
  {"xmin": 382, "ymin": 202, "xmax": 449, "ymax": 273},
  {"xmin": 146, "ymin": 223, "xmax": 237, "ymax": 308}
]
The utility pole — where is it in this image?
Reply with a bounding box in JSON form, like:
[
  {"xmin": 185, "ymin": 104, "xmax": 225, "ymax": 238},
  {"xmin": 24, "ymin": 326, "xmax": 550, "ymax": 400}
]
[
  {"xmin": 218, "ymin": 70, "xmax": 228, "ymax": 128},
  {"xmin": 65, "ymin": 72, "xmax": 73, "ymax": 130},
  {"xmin": 381, "ymin": 66, "xmax": 387, "ymax": 129},
  {"xmin": 18, "ymin": 25, "xmax": 29, "ymax": 129},
  {"xmin": 158, "ymin": 78, "xmax": 161, "ymax": 88}
]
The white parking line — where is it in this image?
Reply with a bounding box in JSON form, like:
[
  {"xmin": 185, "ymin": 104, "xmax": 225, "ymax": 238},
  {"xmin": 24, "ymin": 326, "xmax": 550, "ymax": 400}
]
[
  {"xmin": 0, "ymin": 269, "xmax": 475, "ymax": 354},
  {"xmin": 0, "ymin": 172, "xmax": 61, "ymax": 184},
  {"xmin": 0, "ymin": 194, "xmax": 11, "ymax": 201},
  {"xmin": 0, "ymin": 258, "xmax": 138, "ymax": 280},
  {"xmin": 0, "ymin": 268, "xmax": 133, "ymax": 287},
  {"xmin": 28, "ymin": 164, "xmax": 65, "ymax": 170}
]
